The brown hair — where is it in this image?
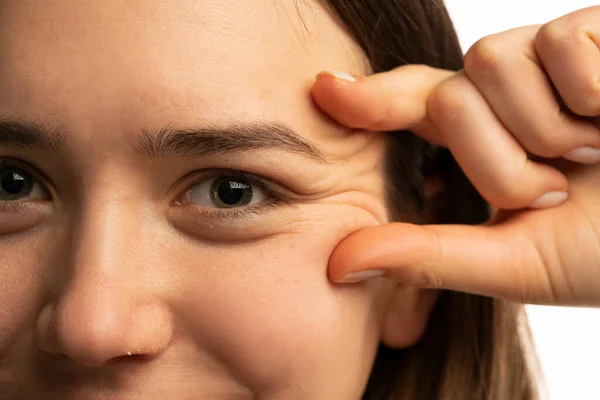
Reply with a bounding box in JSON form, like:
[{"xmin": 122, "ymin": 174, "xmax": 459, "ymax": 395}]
[{"xmin": 320, "ymin": 1, "xmax": 542, "ymax": 399}]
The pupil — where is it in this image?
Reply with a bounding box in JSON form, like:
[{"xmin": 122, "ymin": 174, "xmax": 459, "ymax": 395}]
[
  {"xmin": 213, "ymin": 177, "xmax": 251, "ymax": 207},
  {"xmin": 0, "ymin": 168, "xmax": 31, "ymax": 197}
]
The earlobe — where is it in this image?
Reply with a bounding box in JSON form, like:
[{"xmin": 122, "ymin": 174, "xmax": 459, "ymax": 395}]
[{"xmin": 380, "ymin": 285, "xmax": 440, "ymax": 349}]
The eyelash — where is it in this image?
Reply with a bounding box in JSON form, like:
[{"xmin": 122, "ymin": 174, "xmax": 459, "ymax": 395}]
[
  {"xmin": 175, "ymin": 168, "xmax": 292, "ymax": 221},
  {"xmin": 1, "ymin": 159, "xmax": 35, "ymax": 174},
  {"xmin": 0, "ymin": 158, "xmax": 290, "ymax": 221},
  {"xmin": 0, "ymin": 158, "xmax": 50, "ymax": 200}
]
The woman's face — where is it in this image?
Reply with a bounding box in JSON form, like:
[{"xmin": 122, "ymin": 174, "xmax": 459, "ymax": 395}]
[{"xmin": 0, "ymin": 1, "xmax": 416, "ymax": 398}]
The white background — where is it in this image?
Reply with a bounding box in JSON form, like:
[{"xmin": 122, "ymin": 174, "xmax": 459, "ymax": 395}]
[{"xmin": 443, "ymin": 1, "xmax": 600, "ymax": 399}]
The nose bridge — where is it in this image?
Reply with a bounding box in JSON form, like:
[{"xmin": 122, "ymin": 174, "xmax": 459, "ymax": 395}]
[
  {"xmin": 69, "ymin": 189, "xmax": 140, "ymax": 279},
  {"xmin": 37, "ymin": 190, "xmax": 172, "ymax": 367},
  {"xmin": 66, "ymin": 187, "xmax": 140, "ymax": 295}
]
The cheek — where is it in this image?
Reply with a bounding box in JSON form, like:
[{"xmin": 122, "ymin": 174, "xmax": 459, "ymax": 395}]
[
  {"xmin": 175, "ymin": 205, "xmax": 390, "ymax": 396},
  {"xmin": 0, "ymin": 235, "xmax": 47, "ymax": 356}
]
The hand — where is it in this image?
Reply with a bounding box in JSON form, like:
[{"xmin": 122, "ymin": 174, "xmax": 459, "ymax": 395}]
[{"xmin": 311, "ymin": 6, "xmax": 600, "ymax": 306}]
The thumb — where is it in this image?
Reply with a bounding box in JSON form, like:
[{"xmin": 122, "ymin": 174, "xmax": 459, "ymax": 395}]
[
  {"xmin": 328, "ymin": 222, "xmax": 551, "ymax": 304},
  {"xmin": 311, "ymin": 65, "xmax": 453, "ymax": 144}
]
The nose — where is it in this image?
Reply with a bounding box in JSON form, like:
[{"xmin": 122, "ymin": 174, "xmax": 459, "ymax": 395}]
[{"xmin": 35, "ymin": 200, "xmax": 173, "ymax": 367}]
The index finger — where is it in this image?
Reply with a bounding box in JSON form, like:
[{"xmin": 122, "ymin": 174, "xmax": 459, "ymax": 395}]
[{"xmin": 311, "ymin": 65, "xmax": 453, "ymax": 144}]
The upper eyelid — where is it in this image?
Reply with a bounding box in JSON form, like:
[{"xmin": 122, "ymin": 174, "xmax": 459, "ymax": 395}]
[
  {"xmin": 0, "ymin": 158, "xmax": 51, "ymax": 187},
  {"xmin": 0, "ymin": 159, "xmax": 292, "ymax": 209},
  {"xmin": 172, "ymin": 169, "xmax": 294, "ymax": 223},
  {"xmin": 0, "ymin": 158, "xmax": 53, "ymax": 201},
  {"xmin": 176, "ymin": 168, "xmax": 293, "ymax": 205}
]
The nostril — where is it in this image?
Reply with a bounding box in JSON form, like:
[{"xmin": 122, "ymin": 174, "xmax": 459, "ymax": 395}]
[
  {"xmin": 112, "ymin": 352, "xmax": 153, "ymax": 363},
  {"xmin": 35, "ymin": 305, "xmax": 60, "ymax": 355},
  {"xmin": 36, "ymin": 296, "xmax": 173, "ymax": 368}
]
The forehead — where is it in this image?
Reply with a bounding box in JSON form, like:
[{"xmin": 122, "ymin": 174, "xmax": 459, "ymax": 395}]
[{"xmin": 0, "ymin": 0, "xmax": 368, "ymax": 144}]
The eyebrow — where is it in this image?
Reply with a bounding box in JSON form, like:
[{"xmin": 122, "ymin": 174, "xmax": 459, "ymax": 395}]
[
  {"xmin": 138, "ymin": 121, "xmax": 328, "ymax": 162},
  {"xmin": 0, "ymin": 118, "xmax": 66, "ymax": 156},
  {"xmin": 0, "ymin": 118, "xmax": 328, "ymax": 163}
]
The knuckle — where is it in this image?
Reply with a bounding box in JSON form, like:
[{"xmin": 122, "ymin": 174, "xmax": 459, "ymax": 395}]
[
  {"xmin": 564, "ymin": 85, "xmax": 600, "ymax": 117},
  {"xmin": 536, "ymin": 16, "xmax": 592, "ymax": 53},
  {"xmin": 523, "ymin": 124, "xmax": 571, "ymax": 158},
  {"xmin": 503, "ymin": 265, "xmax": 533, "ymax": 303},
  {"xmin": 427, "ymin": 77, "xmax": 469, "ymax": 127},
  {"xmin": 484, "ymin": 162, "xmax": 530, "ymax": 208},
  {"xmin": 464, "ymin": 35, "xmax": 508, "ymax": 77},
  {"xmin": 513, "ymin": 277, "xmax": 543, "ymax": 304},
  {"xmin": 409, "ymin": 269, "xmax": 444, "ymax": 290},
  {"xmin": 537, "ymin": 21, "xmax": 600, "ymax": 116},
  {"xmin": 535, "ymin": 20, "xmax": 573, "ymax": 51},
  {"xmin": 514, "ymin": 264, "xmax": 547, "ymax": 303},
  {"xmin": 487, "ymin": 186, "xmax": 522, "ymax": 209},
  {"xmin": 514, "ymin": 239, "xmax": 557, "ymax": 304}
]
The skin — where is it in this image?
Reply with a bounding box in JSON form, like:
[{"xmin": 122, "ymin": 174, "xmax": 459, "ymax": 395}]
[
  {"xmin": 314, "ymin": 7, "xmax": 600, "ymax": 306},
  {"xmin": 6, "ymin": 0, "xmax": 597, "ymax": 397},
  {"xmin": 0, "ymin": 1, "xmax": 434, "ymax": 398}
]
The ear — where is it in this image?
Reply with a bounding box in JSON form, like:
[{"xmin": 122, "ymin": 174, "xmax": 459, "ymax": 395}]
[
  {"xmin": 380, "ymin": 284, "xmax": 440, "ymax": 348},
  {"xmin": 378, "ymin": 156, "xmax": 442, "ymax": 349}
]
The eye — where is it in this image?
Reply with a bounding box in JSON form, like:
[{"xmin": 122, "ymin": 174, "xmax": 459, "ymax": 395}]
[
  {"xmin": 171, "ymin": 169, "xmax": 293, "ymax": 238},
  {"xmin": 0, "ymin": 162, "xmax": 49, "ymax": 202},
  {"xmin": 181, "ymin": 173, "xmax": 267, "ymax": 209}
]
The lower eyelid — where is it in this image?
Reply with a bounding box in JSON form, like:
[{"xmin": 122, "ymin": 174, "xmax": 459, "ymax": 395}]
[
  {"xmin": 182, "ymin": 198, "xmax": 282, "ymax": 220},
  {"xmin": 167, "ymin": 202, "xmax": 288, "ymax": 242},
  {"xmin": 0, "ymin": 201, "xmax": 53, "ymax": 234}
]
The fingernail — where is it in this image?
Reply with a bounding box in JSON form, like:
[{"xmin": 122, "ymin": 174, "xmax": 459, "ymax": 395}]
[
  {"xmin": 563, "ymin": 146, "xmax": 600, "ymax": 164},
  {"xmin": 315, "ymin": 69, "xmax": 357, "ymax": 82},
  {"xmin": 338, "ymin": 269, "xmax": 385, "ymax": 283},
  {"xmin": 530, "ymin": 191, "xmax": 568, "ymax": 209}
]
